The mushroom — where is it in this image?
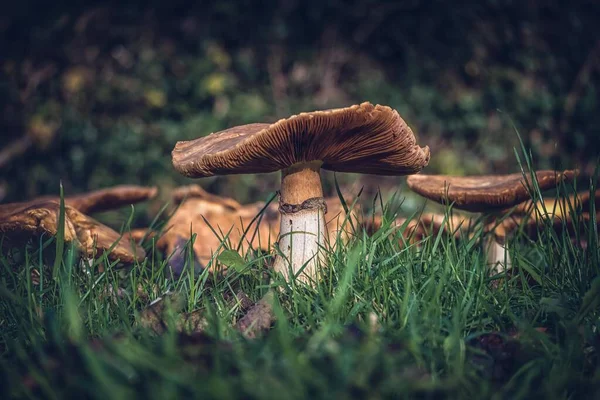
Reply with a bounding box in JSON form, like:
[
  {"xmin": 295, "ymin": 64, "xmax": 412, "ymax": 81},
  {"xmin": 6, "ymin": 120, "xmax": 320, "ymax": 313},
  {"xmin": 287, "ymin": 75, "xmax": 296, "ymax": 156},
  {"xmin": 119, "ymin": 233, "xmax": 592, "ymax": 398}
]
[
  {"xmin": 497, "ymin": 189, "xmax": 600, "ymax": 242},
  {"xmin": 172, "ymin": 102, "xmax": 430, "ymax": 283},
  {"xmin": 38, "ymin": 185, "xmax": 158, "ymax": 214},
  {"xmin": 0, "ymin": 200, "xmax": 145, "ymax": 264},
  {"xmin": 156, "ymin": 184, "xmax": 358, "ymax": 277},
  {"xmin": 406, "ymin": 170, "xmax": 577, "ymax": 274},
  {"xmin": 504, "ymin": 189, "xmax": 598, "ymax": 217},
  {"xmin": 156, "ymin": 185, "xmax": 279, "ymax": 277}
]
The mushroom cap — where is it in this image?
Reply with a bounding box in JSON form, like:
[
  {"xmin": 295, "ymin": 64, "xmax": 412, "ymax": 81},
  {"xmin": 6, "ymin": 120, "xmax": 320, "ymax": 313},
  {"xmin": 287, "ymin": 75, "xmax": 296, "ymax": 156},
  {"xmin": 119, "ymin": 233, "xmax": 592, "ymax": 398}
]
[
  {"xmin": 157, "ymin": 191, "xmax": 279, "ymax": 272},
  {"xmin": 498, "ymin": 210, "xmax": 598, "ymax": 241},
  {"xmin": 0, "ymin": 200, "xmax": 78, "ymax": 242},
  {"xmin": 35, "ymin": 185, "xmax": 158, "ymax": 214},
  {"xmin": 172, "ymin": 102, "xmax": 430, "ymax": 177},
  {"xmin": 171, "ymin": 184, "xmax": 242, "ymax": 209},
  {"xmin": 126, "ymin": 228, "xmax": 156, "ymax": 243},
  {"xmin": 505, "ymin": 189, "xmax": 600, "ymax": 217},
  {"xmin": 496, "ymin": 189, "xmax": 600, "ymax": 240},
  {"xmin": 0, "ymin": 200, "xmax": 145, "ymax": 263},
  {"xmin": 406, "ymin": 170, "xmax": 577, "ymax": 212}
]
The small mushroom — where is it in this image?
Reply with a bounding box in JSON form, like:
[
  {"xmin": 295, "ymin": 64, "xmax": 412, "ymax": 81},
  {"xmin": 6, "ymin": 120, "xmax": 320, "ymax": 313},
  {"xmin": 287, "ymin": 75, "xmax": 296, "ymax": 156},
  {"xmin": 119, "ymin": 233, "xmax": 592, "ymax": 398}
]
[
  {"xmin": 172, "ymin": 102, "xmax": 430, "ymax": 283},
  {"xmin": 406, "ymin": 170, "xmax": 577, "ymax": 274},
  {"xmin": 0, "ymin": 200, "xmax": 145, "ymax": 264}
]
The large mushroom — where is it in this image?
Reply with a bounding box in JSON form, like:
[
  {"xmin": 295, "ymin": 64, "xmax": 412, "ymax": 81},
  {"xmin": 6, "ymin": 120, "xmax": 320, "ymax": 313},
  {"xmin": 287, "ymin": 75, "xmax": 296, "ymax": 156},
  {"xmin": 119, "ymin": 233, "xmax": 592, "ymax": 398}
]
[
  {"xmin": 156, "ymin": 185, "xmax": 359, "ymax": 277},
  {"xmin": 172, "ymin": 102, "xmax": 430, "ymax": 283},
  {"xmin": 0, "ymin": 200, "xmax": 145, "ymax": 264},
  {"xmin": 406, "ymin": 170, "xmax": 577, "ymax": 273}
]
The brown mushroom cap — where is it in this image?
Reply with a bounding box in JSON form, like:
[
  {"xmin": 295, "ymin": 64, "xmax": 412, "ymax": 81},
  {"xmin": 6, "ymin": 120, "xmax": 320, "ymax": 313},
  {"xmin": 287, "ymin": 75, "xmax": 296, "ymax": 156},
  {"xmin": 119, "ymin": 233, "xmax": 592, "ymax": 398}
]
[
  {"xmin": 36, "ymin": 185, "xmax": 158, "ymax": 214},
  {"xmin": 498, "ymin": 210, "xmax": 598, "ymax": 241},
  {"xmin": 406, "ymin": 170, "xmax": 577, "ymax": 213},
  {"xmin": 496, "ymin": 189, "xmax": 600, "ymax": 240},
  {"xmin": 126, "ymin": 228, "xmax": 157, "ymax": 243},
  {"xmin": 172, "ymin": 102, "xmax": 430, "ymax": 177},
  {"xmin": 0, "ymin": 200, "xmax": 145, "ymax": 263},
  {"xmin": 0, "ymin": 200, "xmax": 77, "ymax": 242},
  {"xmin": 504, "ymin": 189, "xmax": 600, "ymax": 217},
  {"xmin": 157, "ymin": 191, "xmax": 279, "ymax": 272},
  {"xmin": 171, "ymin": 184, "xmax": 242, "ymax": 209}
]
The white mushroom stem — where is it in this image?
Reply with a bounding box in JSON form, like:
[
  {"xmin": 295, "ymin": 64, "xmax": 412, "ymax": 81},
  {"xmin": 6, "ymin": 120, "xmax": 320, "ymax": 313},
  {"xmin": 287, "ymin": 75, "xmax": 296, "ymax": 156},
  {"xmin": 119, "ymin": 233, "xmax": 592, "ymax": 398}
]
[
  {"xmin": 275, "ymin": 207, "xmax": 327, "ymax": 283},
  {"xmin": 485, "ymin": 236, "xmax": 512, "ymax": 276},
  {"xmin": 273, "ymin": 161, "xmax": 327, "ymax": 284},
  {"xmin": 482, "ymin": 215, "xmax": 512, "ymax": 276}
]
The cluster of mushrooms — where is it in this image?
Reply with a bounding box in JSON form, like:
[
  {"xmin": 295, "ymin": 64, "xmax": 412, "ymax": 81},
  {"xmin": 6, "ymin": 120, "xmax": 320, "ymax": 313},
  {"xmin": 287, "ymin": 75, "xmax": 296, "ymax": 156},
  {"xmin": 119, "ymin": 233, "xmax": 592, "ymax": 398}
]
[{"xmin": 1, "ymin": 102, "xmax": 594, "ymax": 289}]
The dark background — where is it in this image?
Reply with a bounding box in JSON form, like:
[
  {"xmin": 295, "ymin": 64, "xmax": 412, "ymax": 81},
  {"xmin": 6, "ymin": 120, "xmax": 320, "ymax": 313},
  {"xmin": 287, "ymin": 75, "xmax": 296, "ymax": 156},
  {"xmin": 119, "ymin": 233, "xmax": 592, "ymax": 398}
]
[{"xmin": 1, "ymin": 0, "xmax": 599, "ymax": 212}]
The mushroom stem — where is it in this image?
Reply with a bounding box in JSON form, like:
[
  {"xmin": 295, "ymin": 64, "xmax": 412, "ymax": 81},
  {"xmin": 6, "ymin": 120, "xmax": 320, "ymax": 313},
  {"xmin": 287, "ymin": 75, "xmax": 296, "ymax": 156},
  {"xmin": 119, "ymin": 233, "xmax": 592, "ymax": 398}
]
[
  {"xmin": 485, "ymin": 236, "xmax": 512, "ymax": 275},
  {"xmin": 279, "ymin": 161, "xmax": 324, "ymax": 204},
  {"xmin": 484, "ymin": 215, "xmax": 512, "ymax": 276},
  {"xmin": 274, "ymin": 161, "xmax": 327, "ymax": 284}
]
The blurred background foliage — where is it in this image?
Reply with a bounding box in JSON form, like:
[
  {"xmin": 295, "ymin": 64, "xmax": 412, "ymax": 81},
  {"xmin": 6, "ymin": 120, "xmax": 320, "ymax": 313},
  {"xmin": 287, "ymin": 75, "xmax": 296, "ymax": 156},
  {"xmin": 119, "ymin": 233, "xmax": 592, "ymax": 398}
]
[{"xmin": 1, "ymin": 0, "xmax": 599, "ymax": 217}]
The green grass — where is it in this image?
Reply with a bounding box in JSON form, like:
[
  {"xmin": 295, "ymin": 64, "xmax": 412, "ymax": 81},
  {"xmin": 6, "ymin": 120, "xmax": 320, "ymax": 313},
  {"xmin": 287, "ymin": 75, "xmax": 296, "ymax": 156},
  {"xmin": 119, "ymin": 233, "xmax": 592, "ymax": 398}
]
[{"xmin": 1, "ymin": 169, "xmax": 599, "ymax": 399}]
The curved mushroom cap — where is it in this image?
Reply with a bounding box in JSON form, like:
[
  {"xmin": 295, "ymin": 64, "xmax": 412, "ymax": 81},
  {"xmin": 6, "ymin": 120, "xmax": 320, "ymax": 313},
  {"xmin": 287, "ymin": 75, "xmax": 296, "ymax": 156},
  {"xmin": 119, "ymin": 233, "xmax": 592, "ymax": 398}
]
[
  {"xmin": 0, "ymin": 200, "xmax": 77, "ymax": 242},
  {"xmin": 64, "ymin": 206, "xmax": 146, "ymax": 263},
  {"xmin": 126, "ymin": 228, "xmax": 156, "ymax": 243},
  {"xmin": 37, "ymin": 185, "xmax": 158, "ymax": 214},
  {"xmin": 406, "ymin": 170, "xmax": 577, "ymax": 213},
  {"xmin": 496, "ymin": 189, "xmax": 600, "ymax": 240},
  {"xmin": 0, "ymin": 200, "xmax": 145, "ymax": 263},
  {"xmin": 172, "ymin": 102, "xmax": 430, "ymax": 177},
  {"xmin": 157, "ymin": 192, "xmax": 279, "ymax": 273},
  {"xmin": 505, "ymin": 189, "xmax": 600, "ymax": 217},
  {"xmin": 498, "ymin": 210, "xmax": 598, "ymax": 241},
  {"xmin": 171, "ymin": 184, "xmax": 242, "ymax": 209}
]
